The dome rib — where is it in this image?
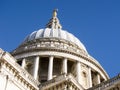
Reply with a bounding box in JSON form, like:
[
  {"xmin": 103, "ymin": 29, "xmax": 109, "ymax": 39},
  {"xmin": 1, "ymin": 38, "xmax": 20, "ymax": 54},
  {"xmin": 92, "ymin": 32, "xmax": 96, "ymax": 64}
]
[
  {"xmin": 35, "ymin": 29, "xmax": 44, "ymax": 38},
  {"xmin": 23, "ymin": 28, "xmax": 87, "ymax": 52},
  {"xmin": 29, "ymin": 31, "xmax": 37, "ymax": 41}
]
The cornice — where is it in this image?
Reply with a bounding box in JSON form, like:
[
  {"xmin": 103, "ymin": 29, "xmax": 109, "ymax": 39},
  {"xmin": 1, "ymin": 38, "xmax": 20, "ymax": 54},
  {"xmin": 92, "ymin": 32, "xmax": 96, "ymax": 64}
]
[{"xmin": 11, "ymin": 38, "xmax": 87, "ymax": 56}]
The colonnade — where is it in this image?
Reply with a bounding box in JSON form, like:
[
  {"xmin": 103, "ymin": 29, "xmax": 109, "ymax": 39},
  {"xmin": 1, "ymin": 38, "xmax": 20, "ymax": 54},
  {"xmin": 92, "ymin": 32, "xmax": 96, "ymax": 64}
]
[{"xmin": 21, "ymin": 56, "xmax": 102, "ymax": 87}]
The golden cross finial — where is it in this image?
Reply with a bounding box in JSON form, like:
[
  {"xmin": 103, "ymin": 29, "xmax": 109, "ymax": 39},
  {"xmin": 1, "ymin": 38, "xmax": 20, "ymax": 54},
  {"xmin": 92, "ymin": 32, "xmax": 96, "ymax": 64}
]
[{"xmin": 53, "ymin": 9, "xmax": 58, "ymax": 17}]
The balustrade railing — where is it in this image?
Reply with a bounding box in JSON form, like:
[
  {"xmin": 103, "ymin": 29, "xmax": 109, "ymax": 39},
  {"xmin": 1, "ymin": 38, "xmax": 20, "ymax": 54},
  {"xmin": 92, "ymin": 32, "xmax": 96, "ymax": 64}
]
[{"xmin": 87, "ymin": 74, "xmax": 120, "ymax": 90}]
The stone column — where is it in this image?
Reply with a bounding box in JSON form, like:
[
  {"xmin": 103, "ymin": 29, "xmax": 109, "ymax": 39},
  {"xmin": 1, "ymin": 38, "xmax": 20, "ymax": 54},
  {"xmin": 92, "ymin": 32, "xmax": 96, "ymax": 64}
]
[
  {"xmin": 62, "ymin": 58, "xmax": 67, "ymax": 74},
  {"xmin": 76, "ymin": 61, "xmax": 81, "ymax": 84},
  {"xmin": 33, "ymin": 56, "xmax": 39, "ymax": 80},
  {"xmin": 68, "ymin": 83, "xmax": 73, "ymax": 90},
  {"xmin": 96, "ymin": 73, "xmax": 101, "ymax": 84},
  {"xmin": 88, "ymin": 67, "xmax": 92, "ymax": 87},
  {"xmin": 62, "ymin": 83, "xmax": 67, "ymax": 90},
  {"xmin": 117, "ymin": 85, "xmax": 120, "ymax": 90},
  {"xmin": 48, "ymin": 56, "xmax": 54, "ymax": 80},
  {"xmin": 53, "ymin": 86, "xmax": 56, "ymax": 90},
  {"xmin": 22, "ymin": 58, "xmax": 26, "ymax": 68}
]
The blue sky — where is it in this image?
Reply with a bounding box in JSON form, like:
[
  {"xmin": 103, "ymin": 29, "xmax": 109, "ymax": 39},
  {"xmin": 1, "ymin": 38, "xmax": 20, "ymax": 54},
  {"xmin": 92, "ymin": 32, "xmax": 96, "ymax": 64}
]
[{"xmin": 0, "ymin": 0, "xmax": 120, "ymax": 78}]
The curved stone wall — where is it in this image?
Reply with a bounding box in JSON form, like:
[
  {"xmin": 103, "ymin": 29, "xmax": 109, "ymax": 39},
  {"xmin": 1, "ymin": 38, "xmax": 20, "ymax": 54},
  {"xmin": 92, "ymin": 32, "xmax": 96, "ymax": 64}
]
[{"xmin": 11, "ymin": 38, "xmax": 109, "ymax": 89}]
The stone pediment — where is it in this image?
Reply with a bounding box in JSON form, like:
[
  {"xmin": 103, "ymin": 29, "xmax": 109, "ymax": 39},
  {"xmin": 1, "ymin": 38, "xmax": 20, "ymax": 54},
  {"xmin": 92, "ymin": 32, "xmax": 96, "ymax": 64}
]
[{"xmin": 39, "ymin": 73, "xmax": 84, "ymax": 90}]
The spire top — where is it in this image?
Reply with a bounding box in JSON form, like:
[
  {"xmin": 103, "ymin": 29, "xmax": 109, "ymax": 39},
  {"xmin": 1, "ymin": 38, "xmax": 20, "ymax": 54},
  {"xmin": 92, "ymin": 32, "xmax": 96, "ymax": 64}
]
[
  {"xmin": 46, "ymin": 9, "xmax": 62, "ymax": 29},
  {"xmin": 53, "ymin": 9, "xmax": 58, "ymax": 17}
]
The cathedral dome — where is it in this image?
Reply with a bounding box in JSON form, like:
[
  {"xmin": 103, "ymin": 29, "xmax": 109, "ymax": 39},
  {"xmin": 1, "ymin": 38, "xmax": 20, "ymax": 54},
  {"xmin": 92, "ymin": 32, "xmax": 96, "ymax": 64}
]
[
  {"xmin": 22, "ymin": 9, "xmax": 87, "ymax": 52},
  {"xmin": 11, "ymin": 10, "xmax": 109, "ymax": 89},
  {"xmin": 23, "ymin": 28, "xmax": 87, "ymax": 52}
]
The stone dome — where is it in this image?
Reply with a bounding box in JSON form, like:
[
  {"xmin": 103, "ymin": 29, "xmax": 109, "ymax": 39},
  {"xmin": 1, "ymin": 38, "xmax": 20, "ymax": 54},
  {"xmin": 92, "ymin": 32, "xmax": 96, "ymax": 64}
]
[
  {"xmin": 23, "ymin": 28, "xmax": 87, "ymax": 52},
  {"xmin": 22, "ymin": 9, "xmax": 87, "ymax": 52}
]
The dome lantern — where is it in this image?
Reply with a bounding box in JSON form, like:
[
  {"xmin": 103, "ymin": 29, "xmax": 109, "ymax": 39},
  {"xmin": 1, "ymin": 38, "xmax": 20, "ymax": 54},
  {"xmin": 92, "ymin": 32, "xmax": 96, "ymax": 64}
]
[{"xmin": 46, "ymin": 9, "xmax": 62, "ymax": 29}]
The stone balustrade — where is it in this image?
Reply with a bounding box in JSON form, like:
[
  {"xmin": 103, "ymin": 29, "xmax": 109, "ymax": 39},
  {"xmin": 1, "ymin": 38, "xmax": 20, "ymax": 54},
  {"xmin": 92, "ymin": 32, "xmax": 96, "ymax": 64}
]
[
  {"xmin": 87, "ymin": 74, "xmax": 120, "ymax": 90},
  {"xmin": 11, "ymin": 38, "xmax": 87, "ymax": 56}
]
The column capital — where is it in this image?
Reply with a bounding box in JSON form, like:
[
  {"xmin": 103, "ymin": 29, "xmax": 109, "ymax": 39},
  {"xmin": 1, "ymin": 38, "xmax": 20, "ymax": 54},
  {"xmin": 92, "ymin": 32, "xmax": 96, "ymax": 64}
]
[
  {"xmin": 49, "ymin": 55, "xmax": 54, "ymax": 57},
  {"xmin": 76, "ymin": 61, "xmax": 79, "ymax": 63},
  {"xmin": 63, "ymin": 57, "xmax": 67, "ymax": 59}
]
